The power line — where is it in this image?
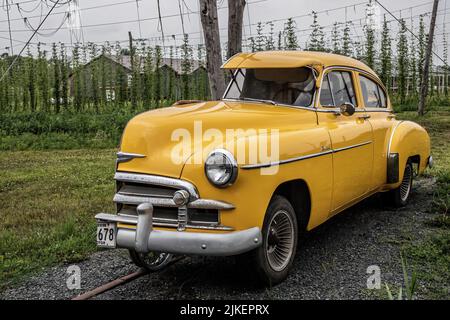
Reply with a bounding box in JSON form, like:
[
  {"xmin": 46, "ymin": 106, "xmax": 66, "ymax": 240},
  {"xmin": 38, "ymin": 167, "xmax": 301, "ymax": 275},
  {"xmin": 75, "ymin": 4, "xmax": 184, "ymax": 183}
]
[
  {"xmin": 375, "ymin": 0, "xmax": 446, "ymax": 65},
  {"xmin": 0, "ymin": 0, "xmax": 60, "ymax": 82},
  {"xmin": 0, "ymin": 0, "xmax": 142, "ymax": 23}
]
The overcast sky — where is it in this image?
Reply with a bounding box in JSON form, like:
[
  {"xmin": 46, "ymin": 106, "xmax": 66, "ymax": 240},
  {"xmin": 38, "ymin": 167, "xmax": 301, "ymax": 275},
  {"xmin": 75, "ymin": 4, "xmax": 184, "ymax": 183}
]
[{"xmin": 1, "ymin": 0, "xmax": 449, "ymax": 63}]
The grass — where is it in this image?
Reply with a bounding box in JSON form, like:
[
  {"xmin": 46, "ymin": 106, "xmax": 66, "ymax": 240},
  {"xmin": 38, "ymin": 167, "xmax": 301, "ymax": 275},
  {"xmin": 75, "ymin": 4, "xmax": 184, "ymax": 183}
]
[
  {"xmin": 395, "ymin": 108, "xmax": 450, "ymax": 299},
  {"xmin": 0, "ymin": 149, "xmax": 116, "ymax": 288}
]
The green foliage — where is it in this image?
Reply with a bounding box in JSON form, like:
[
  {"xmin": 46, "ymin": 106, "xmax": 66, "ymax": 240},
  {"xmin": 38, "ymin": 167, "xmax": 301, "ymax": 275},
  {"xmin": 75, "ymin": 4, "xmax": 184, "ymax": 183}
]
[
  {"xmin": 385, "ymin": 253, "xmax": 417, "ymax": 300},
  {"xmin": 283, "ymin": 18, "xmax": 298, "ymax": 50},
  {"xmin": 255, "ymin": 22, "xmax": 266, "ymax": 52},
  {"xmin": 181, "ymin": 34, "xmax": 193, "ymax": 99},
  {"xmin": 266, "ymin": 22, "xmax": 275, "ymax": 51},
  {"xmin": 397, "ymin": 19, "xmax": 409, "ymax": 105},
  {"xmin": 379, "ymin": 16, "xmax": 392, "ymax": 91},
  {"xmin": 308, "ymin": 11, "xmax": 326, "ymax": 52},
  {"xmin": 0, "ymin": 40, "xmax": 209, "ymax": 114},
  {"xmin": 363, "ymin": 2, "xmax": 376, "ymax": 69},
  {"xmin": 331, "ymin": 23, "xmax": 341, "ymax": 54},
  {"xmin": 341, "ymin": 22, "xmax": 352, "ymax": 57}
]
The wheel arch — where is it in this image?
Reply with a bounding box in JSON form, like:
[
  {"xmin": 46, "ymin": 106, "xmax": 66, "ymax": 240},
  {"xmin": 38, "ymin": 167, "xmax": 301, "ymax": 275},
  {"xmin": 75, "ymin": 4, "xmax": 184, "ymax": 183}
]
[
  {"xmin": 272, "ymin": 179, "xmax": 311, "ymax": 232},
  {"xmin": 387, "ymin": 120, "xmax": 430, "ymax": 187}
]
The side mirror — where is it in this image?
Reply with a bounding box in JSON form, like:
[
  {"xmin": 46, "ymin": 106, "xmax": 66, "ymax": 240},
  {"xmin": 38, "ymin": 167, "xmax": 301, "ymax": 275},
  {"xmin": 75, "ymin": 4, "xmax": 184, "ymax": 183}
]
[{"xmin": 339, "ymin": 103, "xmax": 356, "ymax": 116}]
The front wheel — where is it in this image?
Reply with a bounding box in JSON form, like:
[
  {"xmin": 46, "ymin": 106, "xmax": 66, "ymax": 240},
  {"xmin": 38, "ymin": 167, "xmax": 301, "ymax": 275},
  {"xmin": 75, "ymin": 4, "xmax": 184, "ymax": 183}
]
[
  {"xmin": 129, "ymin": 250, "xmax": 174, "ymax": 271},
  {"xmin": 388, "ymin": 160, "xmax": 414, "ymax": 207},
  {"xmin": 246, "ymin": 195, "xmax": 298, "ymax": 286}
]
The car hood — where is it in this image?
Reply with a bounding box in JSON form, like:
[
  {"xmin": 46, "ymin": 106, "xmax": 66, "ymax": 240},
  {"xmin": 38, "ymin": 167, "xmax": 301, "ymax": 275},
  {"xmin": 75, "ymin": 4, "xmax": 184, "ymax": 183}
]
[{"xmin": 117, "ymin": 100, "xmax": 313, "ymax": 178}]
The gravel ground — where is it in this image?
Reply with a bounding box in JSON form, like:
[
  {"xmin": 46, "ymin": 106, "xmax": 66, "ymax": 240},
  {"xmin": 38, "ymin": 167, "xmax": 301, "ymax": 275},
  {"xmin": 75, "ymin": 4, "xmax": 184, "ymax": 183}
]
[{"xmin": 0, "ymin": 177, "xmax": 439, "ymax": 300}]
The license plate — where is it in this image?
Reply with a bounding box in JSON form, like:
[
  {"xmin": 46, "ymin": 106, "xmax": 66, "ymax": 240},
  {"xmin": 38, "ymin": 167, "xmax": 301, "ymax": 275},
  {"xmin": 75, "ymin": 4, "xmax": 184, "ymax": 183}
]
[{"xmin": 96, "ymin": 221, "xmax": 117, "ymax": 248}]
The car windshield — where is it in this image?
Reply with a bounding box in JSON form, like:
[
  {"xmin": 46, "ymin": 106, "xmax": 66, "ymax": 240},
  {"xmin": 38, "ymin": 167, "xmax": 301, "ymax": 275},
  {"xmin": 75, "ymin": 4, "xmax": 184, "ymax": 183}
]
[{"xmin": 224, "ymin": 67, "xmax": 316, "ymax": 107}]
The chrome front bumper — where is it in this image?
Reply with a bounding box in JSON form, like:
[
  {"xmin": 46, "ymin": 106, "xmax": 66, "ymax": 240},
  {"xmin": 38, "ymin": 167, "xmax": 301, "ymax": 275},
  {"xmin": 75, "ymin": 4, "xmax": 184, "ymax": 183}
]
[{"xmin": 95, "ymin": 203, "xmax": 262, "ymax": 256}]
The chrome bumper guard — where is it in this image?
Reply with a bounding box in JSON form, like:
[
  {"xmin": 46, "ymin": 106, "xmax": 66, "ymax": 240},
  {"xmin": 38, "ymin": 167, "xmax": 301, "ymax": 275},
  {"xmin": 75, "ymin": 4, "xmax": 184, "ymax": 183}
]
[{"xmin": 95, "ymin": 203, "xmax": 262, "ymax": 256}]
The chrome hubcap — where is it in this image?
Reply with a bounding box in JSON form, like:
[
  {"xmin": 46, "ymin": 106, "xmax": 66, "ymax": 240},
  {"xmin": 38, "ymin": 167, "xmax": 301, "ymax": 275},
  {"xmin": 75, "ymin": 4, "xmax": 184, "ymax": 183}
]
[
  {"xmin": 265, "ymin": 210, "xmax": 295, "ymax": 272},
  {"xmin": 400, "ymin": 164, "xmax": 413, "ymax": 202},
  {"xmin": 141, "ymin": 252, "xmax": 173, "ymax": 270}
]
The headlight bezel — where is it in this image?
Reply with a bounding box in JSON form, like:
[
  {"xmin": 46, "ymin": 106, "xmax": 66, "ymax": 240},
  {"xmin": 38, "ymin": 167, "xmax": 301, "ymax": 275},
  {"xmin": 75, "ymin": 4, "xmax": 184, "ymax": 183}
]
[{"xmin": 204, "ymin": 149, "xmax": 238, "ymax": 188}]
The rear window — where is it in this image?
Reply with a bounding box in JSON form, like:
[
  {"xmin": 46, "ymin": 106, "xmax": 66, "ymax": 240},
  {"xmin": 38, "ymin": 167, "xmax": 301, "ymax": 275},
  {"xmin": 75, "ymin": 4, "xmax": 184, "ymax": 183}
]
[{"xmin": 359, "ymin": 75, "xmax": 387, "ymax": 108}]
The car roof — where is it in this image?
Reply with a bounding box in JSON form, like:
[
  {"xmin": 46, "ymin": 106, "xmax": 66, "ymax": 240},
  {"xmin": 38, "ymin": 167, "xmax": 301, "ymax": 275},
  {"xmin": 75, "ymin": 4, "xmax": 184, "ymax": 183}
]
[{"xmin": 222, "ymin": 51, "xmax": 379, "ymax": 79}]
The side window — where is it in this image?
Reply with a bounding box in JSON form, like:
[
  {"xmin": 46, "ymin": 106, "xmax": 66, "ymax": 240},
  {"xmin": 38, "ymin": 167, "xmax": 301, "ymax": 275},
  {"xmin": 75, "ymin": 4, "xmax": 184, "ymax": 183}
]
[
  {"xmin": 378, "ymin": 85, "xmax": 387, "ymax": 108},
  {"xmin": 359, "ymin": 75, "xmax": 387, "ymax": 108},
  {"xmin": 320, "ymin": 71, "xmax": 356, "ymax": 107},
  {"xmin": 319, "ymin": 74, "xmax": 334, "ymax": 106}
]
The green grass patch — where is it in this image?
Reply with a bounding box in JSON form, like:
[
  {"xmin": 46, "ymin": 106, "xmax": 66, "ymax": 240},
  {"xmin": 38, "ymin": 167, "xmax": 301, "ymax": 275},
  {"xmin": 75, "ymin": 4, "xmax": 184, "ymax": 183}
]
[
  {"xmin": 0, "ymin": 149, "xmax": 116, "ymax": 288},
  {"xmin": 396, "ymin": 108, "xmax": 450, "ymax": 299}
]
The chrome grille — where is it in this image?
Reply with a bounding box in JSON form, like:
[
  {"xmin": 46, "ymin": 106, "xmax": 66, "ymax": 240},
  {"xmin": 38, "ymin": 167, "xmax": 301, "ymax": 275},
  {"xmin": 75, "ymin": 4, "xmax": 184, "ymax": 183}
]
[{"xmin": 115, "ymin": 175, "xmax": 222, "ymax": 229}]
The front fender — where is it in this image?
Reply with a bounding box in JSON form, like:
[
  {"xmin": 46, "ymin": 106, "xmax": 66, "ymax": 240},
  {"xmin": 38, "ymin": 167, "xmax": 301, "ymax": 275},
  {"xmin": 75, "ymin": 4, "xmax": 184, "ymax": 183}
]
[{"xmin": 387, "ymin": 120, "xmax": 430, "ymax": 188}]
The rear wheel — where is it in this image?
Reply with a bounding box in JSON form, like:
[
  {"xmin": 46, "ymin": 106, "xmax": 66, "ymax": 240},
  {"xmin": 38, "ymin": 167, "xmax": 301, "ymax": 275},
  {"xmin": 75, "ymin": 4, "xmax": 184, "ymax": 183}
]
[
  {"xmin": 246, "ymin": 195, "xmax": 298, "ymax": 286},
  {"xmin": 388, "ymin": 160, "xmax": 414, "ymax": 207},
  {"xmin": 129, "ymin": 250, "xmax": 173, "ymax": 271}
]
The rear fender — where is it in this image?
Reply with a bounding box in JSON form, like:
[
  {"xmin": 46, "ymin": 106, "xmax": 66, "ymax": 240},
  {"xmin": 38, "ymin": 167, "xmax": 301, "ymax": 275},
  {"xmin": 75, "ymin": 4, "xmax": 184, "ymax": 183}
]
[{"xmin": 387, "ymin": 121, "xmax": 430, "ymax": 188}]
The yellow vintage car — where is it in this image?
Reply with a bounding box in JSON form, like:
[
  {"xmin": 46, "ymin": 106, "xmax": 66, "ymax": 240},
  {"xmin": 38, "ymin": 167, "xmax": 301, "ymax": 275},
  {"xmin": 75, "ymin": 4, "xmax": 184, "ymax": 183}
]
[{"xmin": 95, "ymin": 51, "xmax": 432, "ymax": 285}]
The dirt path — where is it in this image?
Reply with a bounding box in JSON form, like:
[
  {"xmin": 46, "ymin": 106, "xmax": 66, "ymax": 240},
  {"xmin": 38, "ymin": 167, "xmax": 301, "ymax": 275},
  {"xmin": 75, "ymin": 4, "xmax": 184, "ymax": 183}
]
[{"xmin": 0, "ymin": 177, "xmax": 442, "ymax": 300}]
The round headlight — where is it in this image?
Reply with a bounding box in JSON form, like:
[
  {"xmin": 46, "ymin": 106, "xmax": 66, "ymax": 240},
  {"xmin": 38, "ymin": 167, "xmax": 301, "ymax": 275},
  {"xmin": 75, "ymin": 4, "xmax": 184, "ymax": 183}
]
[{"xmin": 204, "ymin": 149, "xmax": 238, "ymax": 187}]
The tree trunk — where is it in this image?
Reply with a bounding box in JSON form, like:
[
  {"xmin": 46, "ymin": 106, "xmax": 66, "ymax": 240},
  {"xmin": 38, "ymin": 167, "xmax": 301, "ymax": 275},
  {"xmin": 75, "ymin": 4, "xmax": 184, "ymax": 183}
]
[
  {"xmin": 227, "ymin": 0, "xmax": 246, "ymax": 59},
  {"xmin": 418, "ymin": 0, "xmax": 439, "ymax": 116},
  {"xmin": 199, "ymin": 0, "xmax": 226, "ymax": 100}
]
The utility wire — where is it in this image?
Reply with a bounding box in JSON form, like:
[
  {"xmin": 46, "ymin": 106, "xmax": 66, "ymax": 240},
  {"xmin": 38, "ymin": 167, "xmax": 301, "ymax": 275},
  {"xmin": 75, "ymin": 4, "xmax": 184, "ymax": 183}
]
[
  {"xmin": 0, "ymin": 0, "xmax": 142, "ymax": 23},
  {"xmin": 375, "ymin": 0, "xmax": 446, "ymax": 65},
  {"xmin": 0, "ymin": 0, "xmax": 60, "ymax": 82}
]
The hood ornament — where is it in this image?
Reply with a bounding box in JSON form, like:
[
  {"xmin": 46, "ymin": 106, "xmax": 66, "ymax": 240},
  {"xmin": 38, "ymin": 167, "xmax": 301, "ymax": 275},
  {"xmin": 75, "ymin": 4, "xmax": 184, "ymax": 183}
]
[{"xmin": 116, "ymin": 151, "xmax": 146, "ymax": 164}]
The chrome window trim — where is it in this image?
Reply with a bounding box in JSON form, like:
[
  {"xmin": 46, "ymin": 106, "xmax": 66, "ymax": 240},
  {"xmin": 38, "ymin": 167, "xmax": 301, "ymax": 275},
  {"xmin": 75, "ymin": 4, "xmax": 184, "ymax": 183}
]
[
  {"xmin": 241, "ymin": 141, "xmax": 372, "ymax": 170},
  {"xmin": 315, "ymin": 65, "xmax": 392, "ymax": 112},
  {"xmin": 114, "ymin": 172, "xmax": 199, "ymax": 200}
]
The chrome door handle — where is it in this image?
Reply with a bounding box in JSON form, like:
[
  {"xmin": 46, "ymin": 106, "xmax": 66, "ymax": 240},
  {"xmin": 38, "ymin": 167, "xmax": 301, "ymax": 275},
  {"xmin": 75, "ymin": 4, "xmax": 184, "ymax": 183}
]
[{"xmin": 358, "ymin": 114, "xmax": 371, "ymax": 120}]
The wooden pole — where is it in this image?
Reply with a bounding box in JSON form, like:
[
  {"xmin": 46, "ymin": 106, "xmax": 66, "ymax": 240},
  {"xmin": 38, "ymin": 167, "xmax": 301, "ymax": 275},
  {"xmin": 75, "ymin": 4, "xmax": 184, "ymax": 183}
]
[
  {"xmin": 199, "ymin": 0, "xmax": 226, "ymax": 100},
  {"xmin": 227, "ymin": 0, "xmax": 246, "ymax": 59},
  {"xmin": 418, "ymin": 0, "xmax": 439, "ymax": 116},
  {"xmin": 129, "ymin": 31, "xmax": 137, "ymax": 109}
]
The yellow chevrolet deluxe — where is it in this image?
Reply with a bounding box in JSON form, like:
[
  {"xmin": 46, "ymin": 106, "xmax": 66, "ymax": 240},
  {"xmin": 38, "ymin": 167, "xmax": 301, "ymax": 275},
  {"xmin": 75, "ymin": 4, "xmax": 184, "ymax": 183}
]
[{"xmin": 95, "ymin": 51, "xmax": 432, "ymax": 285}]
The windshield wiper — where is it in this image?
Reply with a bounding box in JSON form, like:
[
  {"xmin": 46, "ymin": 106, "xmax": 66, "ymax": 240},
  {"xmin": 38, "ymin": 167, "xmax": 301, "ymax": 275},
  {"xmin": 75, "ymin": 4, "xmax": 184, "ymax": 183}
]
[{"xmin": 239, "ymin": 97, "xmax": 277, "ymax": 105}]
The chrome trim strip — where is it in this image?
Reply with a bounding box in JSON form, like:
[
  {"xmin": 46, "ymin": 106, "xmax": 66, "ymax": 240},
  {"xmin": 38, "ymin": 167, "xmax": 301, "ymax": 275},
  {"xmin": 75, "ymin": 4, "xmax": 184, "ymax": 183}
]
[
  {"xmin": 241, "ymin": 141, "xmax": 372, "ymax": 169},
  {"xmin": 116, "ymin": 152, "xmax": 146, "ymax": 164},
  {"xmin": 113, "ymin": 193, "xmax": 235, "ymax": 210},
  {"xmin": 242, "ymin": 150, "xmax": 333, "ymax": 169},
  {"xmin": 333, "ymin": 141, "xmax": 372, "ymax": 153},
  {"xmin": 114, "ymin": 214, "xmax": 234, "ymax": 231},
  {"xmin": 387, "ymin": 121, "xmax": 403, "ymax": 158},
  {"xmin": 116, "ymin": 214, "xmax": 231, "ymax": 231},
  {"xmin": 115, "ymin": 172, "xmax": 199, "ymax": 200}
]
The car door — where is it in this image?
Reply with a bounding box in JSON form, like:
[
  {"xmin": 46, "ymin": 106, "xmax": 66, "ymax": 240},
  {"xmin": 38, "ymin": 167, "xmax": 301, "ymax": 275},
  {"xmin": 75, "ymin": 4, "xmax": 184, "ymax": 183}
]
[
  {"xmin": 357, "ymin": 73, "xmax": 395, "ymax": 190},
  {"xmin": 316, "ymin": 69, "xmax": 374, "ymax": 215}
]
